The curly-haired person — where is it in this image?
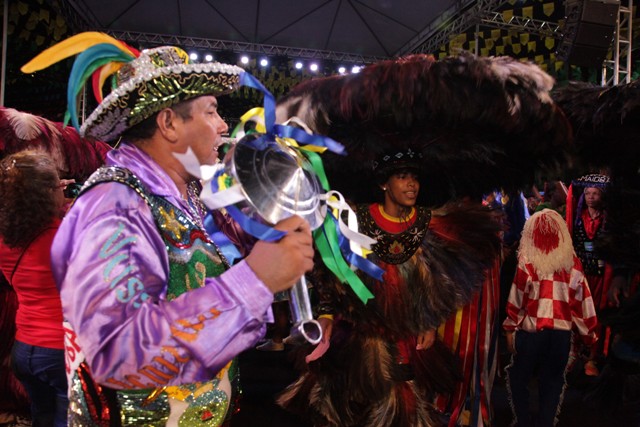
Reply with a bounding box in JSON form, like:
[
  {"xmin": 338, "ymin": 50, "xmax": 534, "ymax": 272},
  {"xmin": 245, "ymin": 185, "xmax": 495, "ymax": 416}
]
[{"xmin": 0, "ymin": 150, "xmax": 74, "ymax": 427}]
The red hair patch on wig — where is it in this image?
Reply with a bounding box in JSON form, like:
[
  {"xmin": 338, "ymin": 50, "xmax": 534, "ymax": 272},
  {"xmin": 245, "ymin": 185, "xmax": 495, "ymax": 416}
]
[{"xmin": 532, "ymin": 213, "xmax": 561, "ymax": 253}]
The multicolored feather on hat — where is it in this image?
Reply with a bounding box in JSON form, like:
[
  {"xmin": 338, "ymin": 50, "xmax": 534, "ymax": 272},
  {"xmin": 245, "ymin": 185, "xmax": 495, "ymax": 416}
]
[
  {"xmin": 21, "ymin": 32, "xmax": 242, "ymax": 142},
  {"xmin": 21, "ymin": 32, "xmax": 140, "ymax": 132}
]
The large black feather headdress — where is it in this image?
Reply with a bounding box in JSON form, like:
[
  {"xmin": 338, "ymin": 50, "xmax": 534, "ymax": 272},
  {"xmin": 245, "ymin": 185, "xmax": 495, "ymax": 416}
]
[
  {"xmin": 276, "ymin": 53, "xmax": 572, "ymax": 206},
  {"xmin": 553, "ymin": 80, "xmax": 640, "ymax": 268},
  {"xmin": 553, "ymin": 80, "xmax": 640, "ymax": 178}
]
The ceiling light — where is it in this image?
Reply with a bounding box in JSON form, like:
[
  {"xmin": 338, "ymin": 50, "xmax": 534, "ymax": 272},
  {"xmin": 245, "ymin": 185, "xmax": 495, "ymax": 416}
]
[
  {"xmin": 240, "ymin": 55, "xmax": 249, "ymax": 65},
  {"xmin": 338, "ymin": 66, "xmax": 346, "ymax": 74},
  {"xmin": 260, "ymin": 58, "xmax": 269, "ymax": 67},
  {"xmin": 189, "ymin": 52, "xmax": 199, "ymax": 61},
  {"xmin": 351, "ymin": 65, "xmax": 361, "ymax": 74},
  {"xmin": 295, "ymin": 61, "xmax": 303, "ymax": 70},
  {"xmin": 309, "ymin": 63, "xmax": 319, "ymax": 72},
  {"xmin": 204, "ymin": 54, "xmax": 213, "ymax": 62}
]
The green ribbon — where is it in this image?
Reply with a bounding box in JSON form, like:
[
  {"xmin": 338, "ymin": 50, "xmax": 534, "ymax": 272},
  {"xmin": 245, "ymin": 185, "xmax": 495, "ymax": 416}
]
[
  {"xmin": 313, "ymin": 214, "xmax": 375, "ymax": 304},
  {"xmin": 300, "ymin": 150, "xmax": 330, "ymax": 191}
]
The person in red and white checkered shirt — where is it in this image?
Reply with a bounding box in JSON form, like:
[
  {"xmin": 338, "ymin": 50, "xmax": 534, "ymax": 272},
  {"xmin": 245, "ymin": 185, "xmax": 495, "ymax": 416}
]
[{"xmin": 503, "ymin": 208, "xmax": 598, "ymax": 427}]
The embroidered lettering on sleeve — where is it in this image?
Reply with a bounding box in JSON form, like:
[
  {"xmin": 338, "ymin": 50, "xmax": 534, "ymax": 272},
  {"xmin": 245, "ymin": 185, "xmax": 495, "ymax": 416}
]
[{"xmin": 100, "ymin": 222, "xmax": 151, "ymax": 308}]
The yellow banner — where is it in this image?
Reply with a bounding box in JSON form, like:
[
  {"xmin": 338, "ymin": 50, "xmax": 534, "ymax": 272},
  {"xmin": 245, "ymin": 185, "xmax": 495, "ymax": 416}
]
[
  {"xmin": 543, "ymin": 2, "xmax": 555, "ymax": 17},
  {"xmin": 545, "ymin": 37, "xmax": 555, "ymax": 50}
]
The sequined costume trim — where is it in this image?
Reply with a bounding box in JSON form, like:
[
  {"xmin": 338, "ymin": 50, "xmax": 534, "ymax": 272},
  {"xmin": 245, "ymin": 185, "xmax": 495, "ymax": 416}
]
[
  {"xmin": 69, "ymin": 166, "xmax": 238, "ymax": 426},
  {"xmin": 357, "ymin": 204, "xmax": 430, "ymax": 264}
]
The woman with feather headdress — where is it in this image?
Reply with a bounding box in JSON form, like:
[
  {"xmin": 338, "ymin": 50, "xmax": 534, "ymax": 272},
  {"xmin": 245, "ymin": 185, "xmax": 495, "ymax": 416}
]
[{"xmin": 275, "ymin": 53, "xmax": 572, "ymax": 426}]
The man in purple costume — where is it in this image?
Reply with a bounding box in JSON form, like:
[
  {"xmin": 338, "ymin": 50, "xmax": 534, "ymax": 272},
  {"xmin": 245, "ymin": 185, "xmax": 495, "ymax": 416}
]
[{"xmin": 24, "ymin": 34, "xmax": 313, "ymax": 425}]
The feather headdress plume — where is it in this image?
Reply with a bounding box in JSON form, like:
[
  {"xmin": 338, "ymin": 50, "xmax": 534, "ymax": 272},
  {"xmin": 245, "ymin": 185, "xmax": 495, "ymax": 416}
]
[
  {"xmin": 276, "ymin": 53, "xmax": 573, "ymax": 206},
  {"xmin": 22, "ymin": 32, "xmax": 243, "ymax": 141},
  {"xmin": 553, "ymin": 80, "xmax": 640, "ymax": 268},
  {"xmin": 0, "ymin": 106, "xmax": 110, "ymax": 179},
  {"xmin": 21, "ymin": 32, "xmax": 140, "ymax": 131},
  {"xmin": 553, "ymin": 80, "xmax": 640, "ymax": 177}
]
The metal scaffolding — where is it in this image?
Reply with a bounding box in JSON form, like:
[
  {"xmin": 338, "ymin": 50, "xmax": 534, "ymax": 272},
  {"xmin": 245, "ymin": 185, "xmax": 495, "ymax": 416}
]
[
  {"xmin": 601, "ymin": 0, "xmax": 633, "ymax": 86},
  {"xmin": 399, "ymin": 0, "xmax": 515, "ymax": 55},
  {"xmin": 106, "ymin": 30, "xmax": 387, "ymax": 64},
  {"xmin": 480, "ymin": 12, "xmax": 561, "ymax": 39}
]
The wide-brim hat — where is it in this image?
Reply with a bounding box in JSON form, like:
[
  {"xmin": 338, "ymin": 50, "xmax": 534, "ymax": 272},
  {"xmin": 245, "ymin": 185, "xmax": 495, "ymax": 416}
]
[{"xmin": 22, "ymin": 32, "xmax": 244, "ymax": 142}]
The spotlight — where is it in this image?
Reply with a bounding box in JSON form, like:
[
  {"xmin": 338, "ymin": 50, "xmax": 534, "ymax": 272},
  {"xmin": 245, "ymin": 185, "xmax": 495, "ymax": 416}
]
[
  {"xmin": 351, "ymin": 65, "xmax": 361, "ymax": 74},
  {"xmin": 204, "ymin": 54, "xmax": 213, "ymax": 62},
  {"xmin": 338, "ymin": 66, "xmax": 346, "ymax": 74},
  {"xmin": 309, "ymin": 63, "xmax": 319, "ymax": 72},
  {"xmin": 189, "ymin": 52, "xmax": 199, "ymax": 61},
  {"xmin": 295, "ymin": 61, "xmax": 303, "ymax": 70},
  {"xmin": 260, "ymin": 58, "xmax": 269, "ymax": 67},
  {"xmin": 240, "ymin": 55, "xmax": 249, "ymax": 65}
]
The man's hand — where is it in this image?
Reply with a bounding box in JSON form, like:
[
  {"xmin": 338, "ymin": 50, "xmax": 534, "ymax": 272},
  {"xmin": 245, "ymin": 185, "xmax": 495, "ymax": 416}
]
[
  {"xmin": 416, "ymin": 329, "xmax": 436, "ymax": 350},
  {"xmin": 245, "ymin": 215, "xmax": 314, "ymax": 294}
]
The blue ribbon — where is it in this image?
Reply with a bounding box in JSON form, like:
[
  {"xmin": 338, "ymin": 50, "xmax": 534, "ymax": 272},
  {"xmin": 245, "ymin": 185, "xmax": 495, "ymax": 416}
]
[
  {"xmin": 239, "ymin": 72, "xmax": 344, "ymax": 156},
  {"xmin": 207, "ymin": 168, "xmax": 285, "ymax": 242},
  {"xmin": 273, "ymin": 124, "xmax": 345, "ymax": 155},
  {"xmin": 203, "ymin": 213, "xmax": 242, "ymax": 265},
  {"xmin": 225, "ymin": 205, "xmax": 286, "ymax": 242},
  {"xmin": 240, "ymin": 72, "xmax": 276, "ymax": 129}
]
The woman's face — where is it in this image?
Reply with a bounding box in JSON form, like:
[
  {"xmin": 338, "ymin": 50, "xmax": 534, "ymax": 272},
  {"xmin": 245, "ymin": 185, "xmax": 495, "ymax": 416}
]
[
  {"xmin": 584, "ymin": 187, "xmax": 603, "ymax": 210},
  {"xmin": 382, "ymin": 170, "xmax": 420, "ymax": 209}
]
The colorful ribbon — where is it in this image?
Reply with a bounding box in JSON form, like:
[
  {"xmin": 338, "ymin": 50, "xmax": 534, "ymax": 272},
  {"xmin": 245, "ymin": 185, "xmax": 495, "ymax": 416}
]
[
  {"xmin": 202, "ymin": 213, "xmax": 242, "ymax": 265},
  {"xmin": 174, "ymin": 71, "xmax": 381, "ymax": 303}
]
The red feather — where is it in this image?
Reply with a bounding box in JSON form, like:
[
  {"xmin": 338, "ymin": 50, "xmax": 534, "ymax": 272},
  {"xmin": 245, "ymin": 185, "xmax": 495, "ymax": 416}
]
[{"xmin": 0, "ymin": 107, "xmax": 110, "ymax": 179}]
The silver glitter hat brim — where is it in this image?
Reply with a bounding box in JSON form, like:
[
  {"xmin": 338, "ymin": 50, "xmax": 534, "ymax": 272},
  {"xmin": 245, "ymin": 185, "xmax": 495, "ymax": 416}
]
[{"xmin": 80, "ymin": 61, "xmax": 245, "ymax": 141}]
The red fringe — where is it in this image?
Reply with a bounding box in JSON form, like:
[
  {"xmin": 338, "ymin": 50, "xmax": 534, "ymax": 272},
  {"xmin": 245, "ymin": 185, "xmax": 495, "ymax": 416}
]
[{"xmin": 532, "ymin": 214, "xmax": 560, "ymax": 253}]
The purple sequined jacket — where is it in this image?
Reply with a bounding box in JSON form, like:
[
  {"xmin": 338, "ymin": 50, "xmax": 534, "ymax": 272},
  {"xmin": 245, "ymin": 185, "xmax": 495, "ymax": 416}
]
[{"xmin": 51, "ymin": 143, "xmax": 273, "ymax": 388}]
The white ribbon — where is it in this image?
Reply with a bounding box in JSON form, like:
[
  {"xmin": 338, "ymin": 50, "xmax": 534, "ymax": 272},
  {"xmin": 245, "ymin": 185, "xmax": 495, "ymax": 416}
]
[
  {"xmin": 201, "ymin": 184, "xmax": 247, "ymax": 210},
  {"xmin": 321, "ymin": 190, "xmax": 377, "ymax": 259}
]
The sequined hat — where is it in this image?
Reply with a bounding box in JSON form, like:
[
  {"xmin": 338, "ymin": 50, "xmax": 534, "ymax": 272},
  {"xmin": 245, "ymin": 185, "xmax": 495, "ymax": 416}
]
[
  {"xmin": 572, "ymin": 173, "xmax": 610, "ymax": 190},
  {"xmin": 22, "ymin": 32, "xmax": 243, "ymax": 142},
  {"xmin": 372, "ymin": 147, "xmax": 423, "ymax": 182}
]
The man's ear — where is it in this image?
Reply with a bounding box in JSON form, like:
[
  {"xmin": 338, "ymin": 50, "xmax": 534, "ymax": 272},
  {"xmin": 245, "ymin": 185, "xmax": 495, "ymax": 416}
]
[{"xmin": 156, "ymin": 108, "xmax": 179, "ymax": 142}]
